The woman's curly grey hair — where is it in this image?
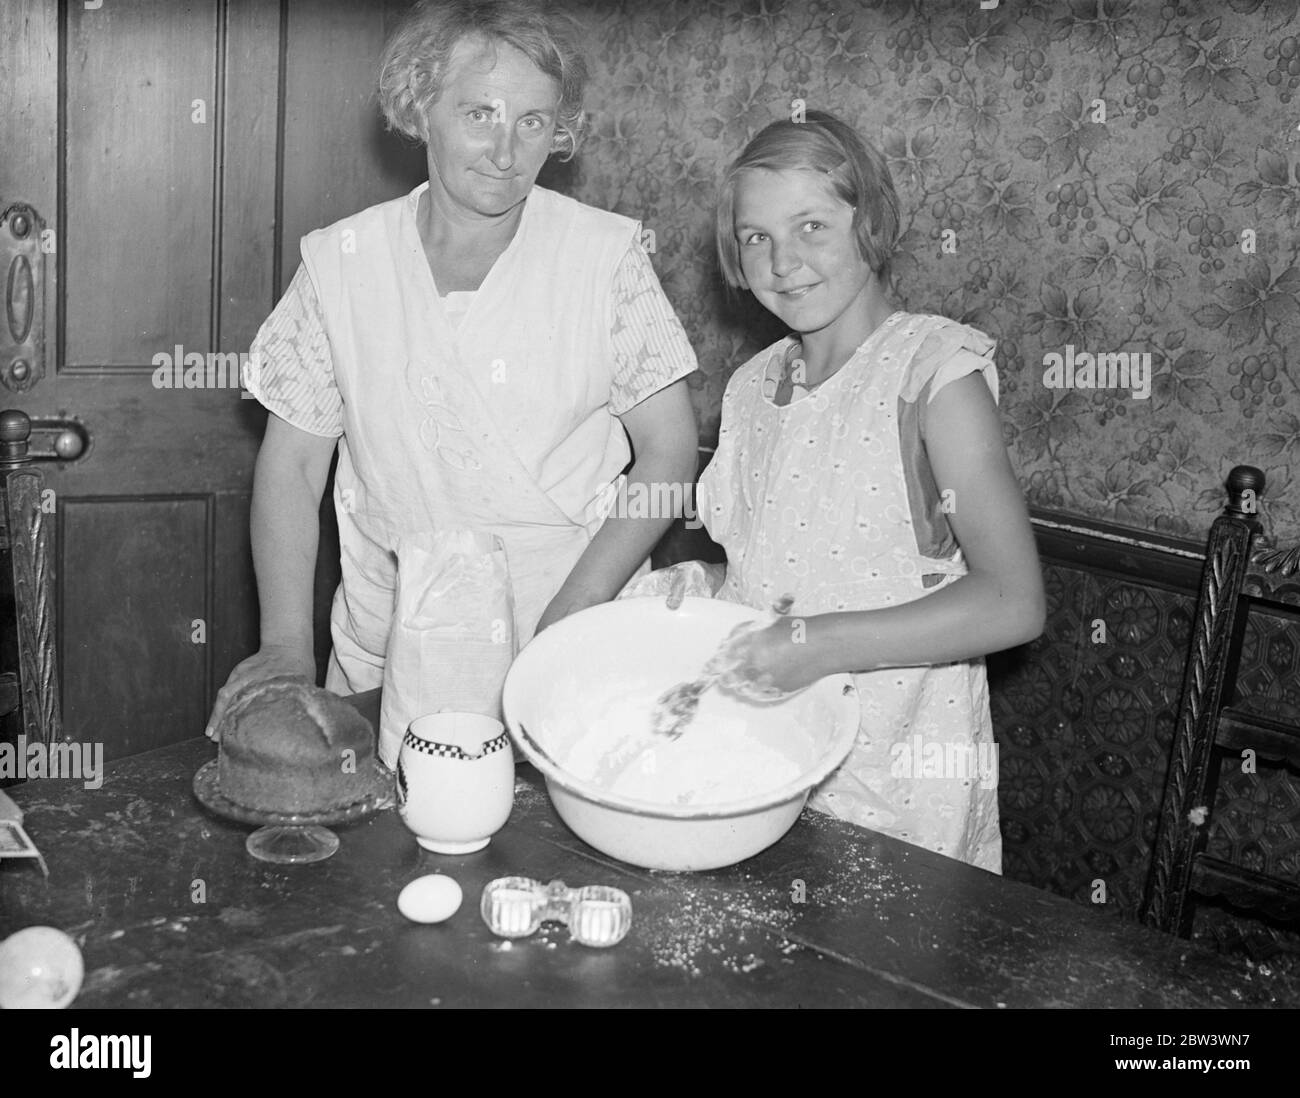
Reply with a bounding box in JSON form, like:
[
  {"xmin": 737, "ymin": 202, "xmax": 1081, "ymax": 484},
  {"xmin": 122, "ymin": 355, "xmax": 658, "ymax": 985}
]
[{"xmin": 378, "ymin": 0, "xmax": 589, "ymax": 161}]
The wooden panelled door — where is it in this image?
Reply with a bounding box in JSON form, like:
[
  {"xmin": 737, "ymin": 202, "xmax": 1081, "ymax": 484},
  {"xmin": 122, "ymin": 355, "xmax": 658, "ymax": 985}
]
[{"xmin": 1, "ymin": 0, "xmax": 423, "ymax": 761}]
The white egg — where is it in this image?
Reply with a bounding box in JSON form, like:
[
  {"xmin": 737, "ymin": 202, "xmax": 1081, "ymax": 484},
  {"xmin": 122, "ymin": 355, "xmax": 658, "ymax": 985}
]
[
  {"xmin": 0, "ymin": 926, "xmax": 84, "ymax": 1009},
  {"xmin": 397, "ymin": 874, "xmax": 463, "ymax": 924}
]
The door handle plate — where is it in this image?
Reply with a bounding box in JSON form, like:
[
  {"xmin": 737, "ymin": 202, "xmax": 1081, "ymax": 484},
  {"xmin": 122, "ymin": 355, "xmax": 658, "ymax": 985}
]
[
  {"xmin": 25, "ymin": 418, "xmax": 90, "ymax": 463},
  {"xmin": 1, "ymin": 203, "xmax": 46, "ymax": 394}
]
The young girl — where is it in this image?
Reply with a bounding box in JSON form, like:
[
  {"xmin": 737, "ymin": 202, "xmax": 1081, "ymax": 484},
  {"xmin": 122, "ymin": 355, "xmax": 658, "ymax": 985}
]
[{"xmin": 697, "ymin": 111, "xmax": 1045, "ymax": 873}]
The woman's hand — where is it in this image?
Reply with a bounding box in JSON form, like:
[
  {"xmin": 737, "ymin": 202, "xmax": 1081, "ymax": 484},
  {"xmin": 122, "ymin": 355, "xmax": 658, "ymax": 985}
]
[
  {"xmin": 205, "ymin": 643, "xmax": 316, "ymax": 740},
  {"xmin": 208, "ymin": 411, "xmax": 334, "ymax": 741}
]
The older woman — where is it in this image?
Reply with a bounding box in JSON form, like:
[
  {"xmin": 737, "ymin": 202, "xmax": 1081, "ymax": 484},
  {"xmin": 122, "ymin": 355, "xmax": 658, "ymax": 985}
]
[{"xmin": 206, "ymin": 0, "xmax": 698, "ymax": 762}]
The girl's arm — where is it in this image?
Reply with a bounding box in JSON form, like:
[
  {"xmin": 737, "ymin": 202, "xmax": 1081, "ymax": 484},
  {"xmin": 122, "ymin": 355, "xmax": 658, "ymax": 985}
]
[{"xmin": 734, "ymin": 373, "xmax": 1045, "ymax": 691}]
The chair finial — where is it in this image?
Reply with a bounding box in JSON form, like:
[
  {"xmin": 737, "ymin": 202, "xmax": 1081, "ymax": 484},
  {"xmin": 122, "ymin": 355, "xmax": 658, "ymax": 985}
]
[
  {"xmin": 0, "ymin": 409, "xmax": 32, "ymax": 460},
  {"xmin": 1226, "ymin": 465, "xmax": 1264, "ymax": 517}
]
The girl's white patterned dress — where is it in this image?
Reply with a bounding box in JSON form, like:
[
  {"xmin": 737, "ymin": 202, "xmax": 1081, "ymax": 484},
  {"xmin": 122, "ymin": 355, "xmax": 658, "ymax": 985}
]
[{"xmin": 699, "ymin": 311, "xmax": 1004, "ymax": 872}]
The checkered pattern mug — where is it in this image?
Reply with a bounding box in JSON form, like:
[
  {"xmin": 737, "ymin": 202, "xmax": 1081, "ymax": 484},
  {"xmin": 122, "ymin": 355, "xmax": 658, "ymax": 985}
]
[{"xmin": 396, "ymin": 713, "xmax": 515, "ymax": 854}]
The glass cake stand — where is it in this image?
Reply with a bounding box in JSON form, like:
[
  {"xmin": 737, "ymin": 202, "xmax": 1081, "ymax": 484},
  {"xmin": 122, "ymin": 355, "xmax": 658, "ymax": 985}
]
[{"xmin": 193, "ymin": 760, "xmax": 395, "ymax": 864}]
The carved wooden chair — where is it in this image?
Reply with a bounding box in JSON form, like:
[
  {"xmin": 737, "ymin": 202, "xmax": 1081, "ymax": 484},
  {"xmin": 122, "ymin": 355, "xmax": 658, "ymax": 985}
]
[
  {"xmin": 1143, "ymin": 465, "xmax": 1300, "ymax": 936},
  {"xmin": 0, "ymin": 409, "xmax": 62, "ymax": 766}
]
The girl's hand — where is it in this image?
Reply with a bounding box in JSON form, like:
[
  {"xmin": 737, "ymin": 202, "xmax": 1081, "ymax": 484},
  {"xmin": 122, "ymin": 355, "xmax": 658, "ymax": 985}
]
[{"xmin": 712, "ymin": 606, "xmax": 822, "ymax": 701}]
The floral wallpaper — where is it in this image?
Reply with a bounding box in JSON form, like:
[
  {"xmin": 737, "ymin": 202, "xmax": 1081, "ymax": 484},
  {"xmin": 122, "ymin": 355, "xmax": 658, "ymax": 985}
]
[{"xmin": 547, "ymin": 0, "xmax": 1300, "ymax": 547}]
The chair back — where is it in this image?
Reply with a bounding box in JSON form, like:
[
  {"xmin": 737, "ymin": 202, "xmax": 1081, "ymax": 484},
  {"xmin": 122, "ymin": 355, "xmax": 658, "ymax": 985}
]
[
  {"xmin": 0, "ymin": 408, "xmax": 62, "ymax": 763},
  {"xmin": 1143, "ymin": 465, "xmax": 1300, "ymax": 934}
]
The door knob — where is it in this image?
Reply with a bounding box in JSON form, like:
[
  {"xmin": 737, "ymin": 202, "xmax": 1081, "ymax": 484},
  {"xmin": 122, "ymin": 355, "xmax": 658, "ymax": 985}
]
[{"xmin": 52, "ymin": 428, "xmax": 84, "ymax": 460}]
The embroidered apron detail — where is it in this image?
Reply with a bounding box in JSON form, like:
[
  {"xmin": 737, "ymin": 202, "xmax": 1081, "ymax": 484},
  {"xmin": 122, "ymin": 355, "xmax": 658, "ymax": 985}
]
[{"xmin": 417, "ymin": 374, "xmax": 481, "ymax": 472}]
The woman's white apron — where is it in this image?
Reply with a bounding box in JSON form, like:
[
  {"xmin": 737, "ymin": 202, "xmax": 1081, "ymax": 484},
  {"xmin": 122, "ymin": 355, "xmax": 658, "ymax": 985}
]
[{"xmin": 301, "ymin": 184, "xmax": 639, "ymax": 762}]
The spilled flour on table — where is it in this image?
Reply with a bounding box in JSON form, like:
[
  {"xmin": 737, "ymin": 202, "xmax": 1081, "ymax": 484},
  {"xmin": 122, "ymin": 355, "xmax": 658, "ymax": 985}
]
[
  {"xmin": 630, "ymin": 812, "xmax": 929, "ymax": 977},
  {"xmin": 634, "ymin": 877, "xmax": 804, "ymax": 977},
  {"xmin": 796, "ymin": 808, "xmax": 923, "ymax": 908},
  {"xmin": 510, "ymin": 773, "xmax": 551, "ymax": 812}
]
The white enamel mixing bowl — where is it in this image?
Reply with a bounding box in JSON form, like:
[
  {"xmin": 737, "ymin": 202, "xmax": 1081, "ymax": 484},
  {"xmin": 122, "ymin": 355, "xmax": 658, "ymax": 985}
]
[{"xmin": 502, "ymin": 597, "xmax": 860, "ymax": 871}]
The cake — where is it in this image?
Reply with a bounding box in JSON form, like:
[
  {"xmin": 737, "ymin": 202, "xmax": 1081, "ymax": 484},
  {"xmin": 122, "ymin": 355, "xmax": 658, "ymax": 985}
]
[{"xmin": 216, "ymin": 676, "xmax": 377, "ymax": 813}]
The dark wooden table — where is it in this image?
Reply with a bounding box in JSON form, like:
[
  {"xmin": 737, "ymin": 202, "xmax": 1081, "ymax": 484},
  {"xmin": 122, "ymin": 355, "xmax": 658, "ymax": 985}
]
[{"xmin": 2, "ymin": 703, "xmax": 1297, "ymax": 1007}]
